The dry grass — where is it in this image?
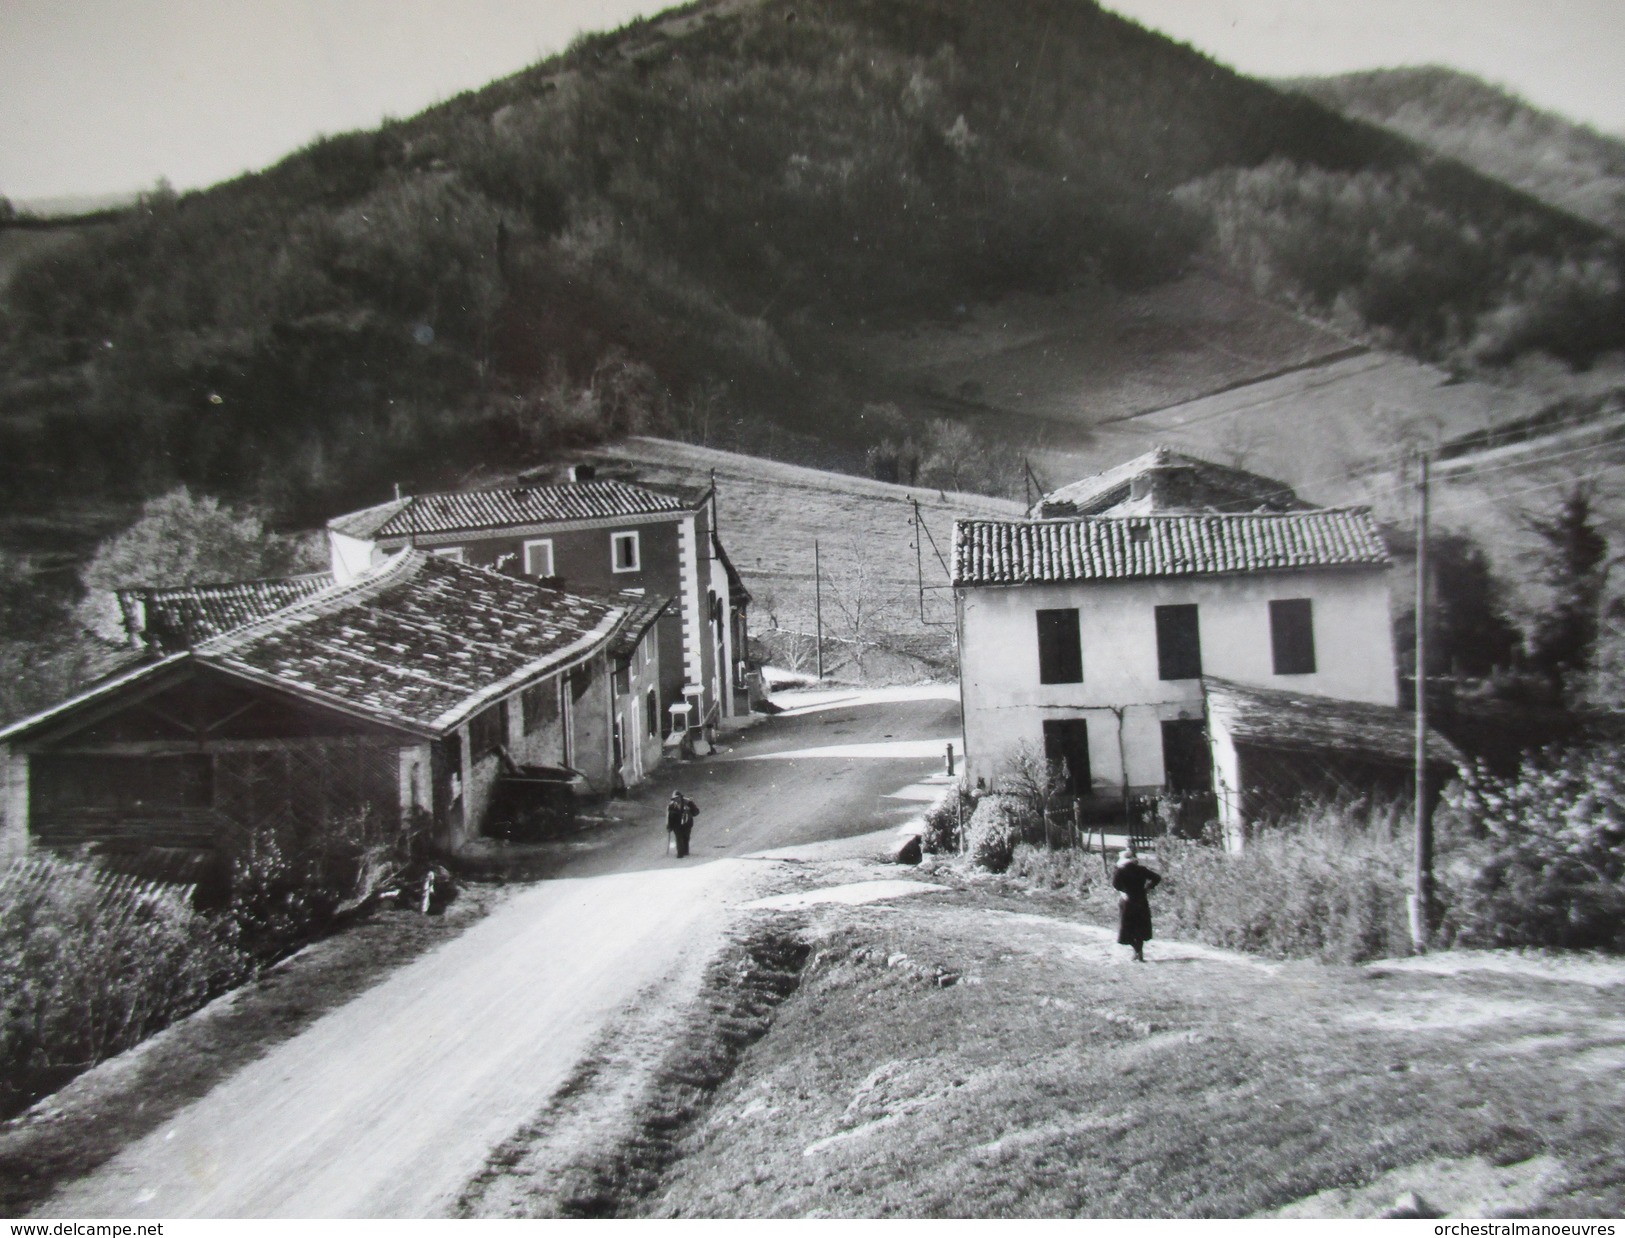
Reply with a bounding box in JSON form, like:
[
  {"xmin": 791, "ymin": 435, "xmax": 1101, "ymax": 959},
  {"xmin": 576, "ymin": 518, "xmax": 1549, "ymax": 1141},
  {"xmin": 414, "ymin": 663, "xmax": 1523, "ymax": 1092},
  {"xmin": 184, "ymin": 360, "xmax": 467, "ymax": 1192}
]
[{"xmin": 629, "ymin": 884, "xmax": 1625, "ymax": 1218}]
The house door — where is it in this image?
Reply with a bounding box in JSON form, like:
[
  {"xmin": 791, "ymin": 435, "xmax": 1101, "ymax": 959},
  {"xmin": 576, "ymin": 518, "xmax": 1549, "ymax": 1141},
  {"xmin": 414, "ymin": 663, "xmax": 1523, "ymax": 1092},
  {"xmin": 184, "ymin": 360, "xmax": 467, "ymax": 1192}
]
[
  {"xmin": 1042, "ymin": 718, "xmax": 1092, "ymax": 795},
  {"xmin": 1160, "ymin": 719, "xmax": 1212, "ymax": 793}
]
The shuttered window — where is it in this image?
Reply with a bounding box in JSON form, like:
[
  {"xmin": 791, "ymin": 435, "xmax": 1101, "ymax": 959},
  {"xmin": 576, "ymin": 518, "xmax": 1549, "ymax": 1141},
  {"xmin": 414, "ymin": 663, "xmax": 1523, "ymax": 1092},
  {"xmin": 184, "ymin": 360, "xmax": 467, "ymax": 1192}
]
[
  {"xmin": 1036, "ymin": 608, "xmax": 1083, "ymax": 684},
  {"xmin": 1155, "ymin": 604, "xmax": 1202, "ymax": 680},
  {"xmin": 1270, "ymin": 598, "xmax": 1316, "ymax": 675}
]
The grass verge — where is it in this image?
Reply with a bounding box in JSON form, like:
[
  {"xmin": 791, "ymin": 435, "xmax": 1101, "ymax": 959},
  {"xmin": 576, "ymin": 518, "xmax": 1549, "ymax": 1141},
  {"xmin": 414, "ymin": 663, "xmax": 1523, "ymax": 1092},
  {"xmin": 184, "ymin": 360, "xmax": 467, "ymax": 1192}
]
[
  {"xmin": 632, "ymin": 882, "xmax": 1625, "ymax": 1218},
  {"xmin": 0, "ymin": 885, "xmax": 505, "ymax": 1214}
]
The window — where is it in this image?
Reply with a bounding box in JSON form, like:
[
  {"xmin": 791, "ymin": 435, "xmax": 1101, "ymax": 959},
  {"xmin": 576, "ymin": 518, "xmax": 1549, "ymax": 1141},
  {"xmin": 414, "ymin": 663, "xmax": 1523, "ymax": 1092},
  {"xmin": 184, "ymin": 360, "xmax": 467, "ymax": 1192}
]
[
  {"xmin": 430, "ymin": 546, "xmax": 465, "ymax": 563},
  {"xmin": 613, "ymin": 661, "xmax": 631, "ymax": 695},
  {"xmin": 611, "ymin": 531, "xmax": 640, "ymax": 572},
  {"xmin": 1160, "ymin": 719, "xmax": 1212, "ymax": 793},
  {"xmin": 646, "ymin": 688, "xmax": 660, "ymax": 737},
  {"xmin": 523, "ymin": 539, "xmax": 555, "ymax": 578},
  {"xmin": 33, "ymin": 754, "xmax": 212, "ymax": 813},
  {"xmin": 1036, "ymin": 608, "xmax": 1083, "ymax": 684},
  {"xmin": 1042, "ymin": 719, "xmax": 1092, "ymax": 795},
  {"xmin": 468, "ymin": 703, "xmax": 504, "ymax": 762},
  {"xmin": 1270, "ymin": 598, "xmax": 1317, "ymax": 675},
  {"xmin": 522, "ymin": 680, "xmax": 558, "ymax": 734},
  {"xmin": 1155, "ymin": 604, "xmax": 1202, "ymax": 680}
]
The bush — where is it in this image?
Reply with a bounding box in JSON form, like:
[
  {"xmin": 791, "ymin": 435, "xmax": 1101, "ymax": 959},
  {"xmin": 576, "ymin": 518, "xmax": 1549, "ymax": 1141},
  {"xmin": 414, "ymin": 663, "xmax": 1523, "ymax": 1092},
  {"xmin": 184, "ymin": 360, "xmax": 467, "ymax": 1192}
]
[
  {"xmin": 0, "ymin": 857, "xmax": 250, "ymax": 1117},
  {"xmin": 921, "ymin": 785, "xmax": 975, "ymax": 854},
  {"xmin": 1438, "ymin": 744, "xmax": 1625, "ymax": 951},
  {"xmin": 967, "ymin": 794, "xmax": 1024, "ymax": 874},
  {"xmin": 1006, "ymin": 843, "xmax": 1101, "ymax": 895},
  {"xmin": 227, "ymin": 807, "xmax": 430, "ymax": 958},
  {"xmin": 1152, "ymin": 802, "xmax": 1413, "ymax": 963}
]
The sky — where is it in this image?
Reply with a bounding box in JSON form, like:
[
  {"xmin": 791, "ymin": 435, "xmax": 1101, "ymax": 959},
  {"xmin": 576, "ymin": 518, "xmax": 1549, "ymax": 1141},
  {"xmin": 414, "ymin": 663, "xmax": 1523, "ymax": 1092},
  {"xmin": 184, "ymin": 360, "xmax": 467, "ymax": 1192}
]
[{"xmin": 3, "ymin": 0, "xmax": 1623, "ymax": 204}]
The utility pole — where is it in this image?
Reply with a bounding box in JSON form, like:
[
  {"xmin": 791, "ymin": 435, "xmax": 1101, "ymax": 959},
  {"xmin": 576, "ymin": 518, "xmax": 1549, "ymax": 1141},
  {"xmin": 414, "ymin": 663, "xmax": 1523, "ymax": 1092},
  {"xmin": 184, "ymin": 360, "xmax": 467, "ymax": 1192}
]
[
  {"xmin": 814, "ymin": 538, "xmax": 824, "ymax": 682},
  {"xmin": 1412, "ymin": 451, "xmax": 1432, "ymax": 953}
]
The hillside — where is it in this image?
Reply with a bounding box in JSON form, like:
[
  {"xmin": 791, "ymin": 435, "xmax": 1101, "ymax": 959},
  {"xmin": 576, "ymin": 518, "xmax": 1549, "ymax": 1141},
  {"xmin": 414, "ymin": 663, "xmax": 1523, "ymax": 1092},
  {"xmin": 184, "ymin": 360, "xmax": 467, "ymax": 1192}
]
[
  {"xmin": 1287, "ymin": 67, "xmax": 1625, "ymax": 235},
  {"xmin": 529, "ymin": 436, "xmax": 1022, "ymax": 678},
  {"xmin": 2, "ymin": 0, "xmax": 1621, "ymax": 545}
]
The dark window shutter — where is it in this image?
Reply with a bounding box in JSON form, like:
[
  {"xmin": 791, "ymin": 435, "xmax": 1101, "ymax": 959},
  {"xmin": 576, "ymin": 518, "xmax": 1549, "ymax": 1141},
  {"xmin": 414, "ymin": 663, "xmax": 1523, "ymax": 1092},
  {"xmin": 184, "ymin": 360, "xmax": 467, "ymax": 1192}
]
[
  {"xmin": 1036, "ymin": 608, "xmax": 1083, "ymax": 684},
  {"xmin": 1270, "ymin": 598, "xmax": 1317, "ymax": 675},
  {"xmin": 1155, "ymin": 604, "xmax": 1202, "ymax": 680}
]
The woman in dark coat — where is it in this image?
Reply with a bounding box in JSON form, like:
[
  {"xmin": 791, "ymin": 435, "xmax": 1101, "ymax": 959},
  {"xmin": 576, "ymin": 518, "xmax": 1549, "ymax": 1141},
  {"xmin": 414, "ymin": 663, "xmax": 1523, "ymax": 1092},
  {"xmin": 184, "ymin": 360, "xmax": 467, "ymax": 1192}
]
[{"xmin": 1113, "ymin": 850, "xmax": 1161, "ymax": 962}]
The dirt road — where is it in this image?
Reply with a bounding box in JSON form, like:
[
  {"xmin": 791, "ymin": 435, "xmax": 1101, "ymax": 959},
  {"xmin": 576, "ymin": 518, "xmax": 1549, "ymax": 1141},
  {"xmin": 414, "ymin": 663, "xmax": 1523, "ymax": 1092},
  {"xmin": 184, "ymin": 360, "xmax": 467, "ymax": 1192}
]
[{"xmin": 47, "ymin": 688, "xmax": 959, "ymax": 1218}]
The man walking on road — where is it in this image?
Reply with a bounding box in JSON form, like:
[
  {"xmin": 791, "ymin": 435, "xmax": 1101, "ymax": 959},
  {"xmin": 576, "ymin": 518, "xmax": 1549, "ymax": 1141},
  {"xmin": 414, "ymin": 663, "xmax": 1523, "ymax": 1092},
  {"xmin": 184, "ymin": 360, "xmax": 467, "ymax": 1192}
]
[{"xmin": 667, "ymin": 791, "xmax": 698, "ymax": 858}]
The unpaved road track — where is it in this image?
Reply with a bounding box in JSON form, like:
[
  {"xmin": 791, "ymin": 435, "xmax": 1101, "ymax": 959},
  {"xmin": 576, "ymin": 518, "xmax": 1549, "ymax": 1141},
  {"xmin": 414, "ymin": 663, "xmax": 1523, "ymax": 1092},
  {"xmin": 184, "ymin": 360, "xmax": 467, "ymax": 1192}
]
[{"xmin": 48, "ymin": 689, "xmax": 958, "ymax": 1218}]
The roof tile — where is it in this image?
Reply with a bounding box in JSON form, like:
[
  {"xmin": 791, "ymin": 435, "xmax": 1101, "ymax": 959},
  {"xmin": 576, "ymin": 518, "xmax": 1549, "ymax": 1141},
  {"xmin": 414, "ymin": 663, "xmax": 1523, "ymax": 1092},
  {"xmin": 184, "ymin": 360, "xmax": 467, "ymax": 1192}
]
[
  {"xmin": 354, "ymin": 479, "xmax": 695, "ymax": 539},
  {"xmin": 953, "ymin": 510, "xmax": 1389, "ymax": 586}
]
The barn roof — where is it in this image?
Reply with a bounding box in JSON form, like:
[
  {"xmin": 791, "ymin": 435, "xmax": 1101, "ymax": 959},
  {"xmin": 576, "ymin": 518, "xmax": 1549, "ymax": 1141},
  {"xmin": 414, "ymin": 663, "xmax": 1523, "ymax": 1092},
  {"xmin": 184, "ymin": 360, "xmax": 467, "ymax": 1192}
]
[
  {"xmin": 1036, "ymin": 447, "xmax": 1308, "ymax": 518},
  {"xmin": 199, "ymin": 551, "xmax": 623, "ymax": 734},
  {"xmin": 0, "ymin": 552, "xmax": 625, "ymax": 743},
  {"xmin": 1203, "ymin": 678, "xmax": 1464, "ymax": 769},
  {"xmin": 953, "ymin": 509, "xmax": 1389, "ymax": 586},
  {"xmin": 329, "ymin": 479, "xmax": 699, "ymax": 541},
  {"xmin": 118, "ymin": 572, "xmax": 335, "ymax": 653}
]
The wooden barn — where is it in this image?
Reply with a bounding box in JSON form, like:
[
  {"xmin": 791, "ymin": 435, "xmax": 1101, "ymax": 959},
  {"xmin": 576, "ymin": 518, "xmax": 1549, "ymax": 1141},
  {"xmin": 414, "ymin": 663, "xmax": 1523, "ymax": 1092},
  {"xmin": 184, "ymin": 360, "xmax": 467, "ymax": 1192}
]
[{"xmin": 1, "ymin": 551, "xmax": 632, "ymax": 872}]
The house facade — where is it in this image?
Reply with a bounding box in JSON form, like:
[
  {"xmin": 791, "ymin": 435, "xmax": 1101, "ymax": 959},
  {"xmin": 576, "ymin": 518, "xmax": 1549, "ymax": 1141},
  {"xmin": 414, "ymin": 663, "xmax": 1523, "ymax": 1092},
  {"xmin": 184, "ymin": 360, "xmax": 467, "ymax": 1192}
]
[
  {"xmin": 0, "ymin": 552, "xmax": 641, "ymax": 868},
  {"xmin": 327, "ymin": 470, "xmax": 748, "ymax": 734},
  {"xmin": 954, "ymin": 450, "xmax": 1456, "ymax": 843}
]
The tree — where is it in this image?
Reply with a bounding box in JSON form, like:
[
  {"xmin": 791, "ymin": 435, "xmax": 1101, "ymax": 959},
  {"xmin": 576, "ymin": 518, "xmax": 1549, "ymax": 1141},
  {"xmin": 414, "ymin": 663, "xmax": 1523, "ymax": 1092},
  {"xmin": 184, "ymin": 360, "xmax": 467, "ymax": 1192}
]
[
  {"xmin": 77, "ymin": 488, "xmax": 321, "ymax": 641},
  {"xmin": 1523, "ymin": 485, "xmax": 1609, "ymax": 702}
]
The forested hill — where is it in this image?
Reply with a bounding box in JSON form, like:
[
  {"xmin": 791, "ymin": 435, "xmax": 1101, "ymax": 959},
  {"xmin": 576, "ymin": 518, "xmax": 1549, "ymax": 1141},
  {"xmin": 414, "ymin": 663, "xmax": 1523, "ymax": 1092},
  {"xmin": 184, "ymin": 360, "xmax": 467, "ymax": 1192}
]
[
  {"xmin": 2, "ymin": 0, "xmax": 1621, "ymax": 537},
  {"xmin": 1287, "ymin": 67, "xmax": 1625, "ymax": 235}
]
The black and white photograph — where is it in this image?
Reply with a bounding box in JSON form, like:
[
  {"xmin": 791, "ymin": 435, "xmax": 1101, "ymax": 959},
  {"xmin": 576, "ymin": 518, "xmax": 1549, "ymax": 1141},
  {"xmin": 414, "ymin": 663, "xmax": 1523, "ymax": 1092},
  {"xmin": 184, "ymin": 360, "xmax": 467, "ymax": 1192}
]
[{"xmin": 1, "ymin": 0, "xmax": 1623, "ymax": 1222}]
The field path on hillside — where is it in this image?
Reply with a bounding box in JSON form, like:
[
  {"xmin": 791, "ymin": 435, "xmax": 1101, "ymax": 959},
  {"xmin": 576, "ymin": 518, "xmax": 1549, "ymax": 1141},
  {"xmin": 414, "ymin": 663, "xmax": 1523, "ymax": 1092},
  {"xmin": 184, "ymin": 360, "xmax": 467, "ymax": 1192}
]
[{"xmin": 45, "ymin": 691, "xmax": 958, "ymax": 1218}]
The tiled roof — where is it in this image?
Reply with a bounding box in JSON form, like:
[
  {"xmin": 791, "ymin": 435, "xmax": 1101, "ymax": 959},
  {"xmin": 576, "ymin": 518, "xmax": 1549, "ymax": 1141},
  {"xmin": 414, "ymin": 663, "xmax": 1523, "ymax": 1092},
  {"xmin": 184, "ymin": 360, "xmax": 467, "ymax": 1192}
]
[
  {"xmin": 1204, "ymin": 677, "xmax": 1463, "ymax": 768},
  {"xmin": 953, "ymin": 510, "xmax": 1389, "ymax": 586},
  {"xmin": 340, "ymin": 480, "xmax": 696, "ymax": 540},
  {"xmin": 1036, "ymin": 447, "xmax": 1307, "ymax": 517},
  {"xmin": 195, "ymin": 551, "xmax": 623, "ymax": 735},
  {"xmin": 327, "ymin": 497, "xmax": 411, "ymax": 539},
  {"xmin": 119, "ymin": 573, "xmax": 334, "ymax": 652}
]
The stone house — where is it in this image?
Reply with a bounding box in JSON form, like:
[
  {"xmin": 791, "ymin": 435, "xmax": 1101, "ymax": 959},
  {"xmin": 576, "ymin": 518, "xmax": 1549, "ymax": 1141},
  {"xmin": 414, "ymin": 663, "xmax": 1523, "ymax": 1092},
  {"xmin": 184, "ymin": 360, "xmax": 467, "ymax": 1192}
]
[{"xmin": 326, "ymin": 468, "xmax": 748, "ymax": 736}]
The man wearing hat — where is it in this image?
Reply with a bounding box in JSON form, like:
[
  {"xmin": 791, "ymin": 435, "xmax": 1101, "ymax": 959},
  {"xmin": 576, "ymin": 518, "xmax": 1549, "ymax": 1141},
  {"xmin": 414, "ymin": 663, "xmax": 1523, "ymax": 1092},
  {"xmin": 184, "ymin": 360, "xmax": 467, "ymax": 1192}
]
[{"xmin": 666, "ymin": 791, "xmax": 698, "ymax": 858}]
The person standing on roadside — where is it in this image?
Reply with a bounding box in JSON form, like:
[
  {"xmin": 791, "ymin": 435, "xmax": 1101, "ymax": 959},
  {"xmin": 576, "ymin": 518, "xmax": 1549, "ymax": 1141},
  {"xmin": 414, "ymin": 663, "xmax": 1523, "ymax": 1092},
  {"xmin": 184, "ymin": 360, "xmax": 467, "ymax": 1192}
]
[{"xmin": 1113, "ymin": 848, "xmax": 1161, "ymax": 963}]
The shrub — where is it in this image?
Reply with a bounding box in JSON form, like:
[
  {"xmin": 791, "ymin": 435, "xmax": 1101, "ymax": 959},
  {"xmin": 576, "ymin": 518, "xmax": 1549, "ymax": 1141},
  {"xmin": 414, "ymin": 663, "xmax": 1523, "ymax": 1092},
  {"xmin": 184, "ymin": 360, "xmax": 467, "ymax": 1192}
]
[
  {"xmin": 1006, "ymin": 843, "xmax": 1102, "ymax": 895},
  {"xmin": 1151, "ymin": 802, "xmax": 1413, "ymax": 963},
  {"xmin": 920, "ymin": 784, "xmax": 975, "ymax": 854},
  {"xmin": 1438, "ymin": 744, "xmax": 1625, "ymax": 951},
  {"xmin": 227, "ymin": 807, "xmax": 430, "ymax": 958},
  {"xmin": 0, "ymin": 857, "xmax": 250, "ymax": 1117},
  {"xmin": 967, "ymin": 795, "xmax": 1023, "ymax": 874}
]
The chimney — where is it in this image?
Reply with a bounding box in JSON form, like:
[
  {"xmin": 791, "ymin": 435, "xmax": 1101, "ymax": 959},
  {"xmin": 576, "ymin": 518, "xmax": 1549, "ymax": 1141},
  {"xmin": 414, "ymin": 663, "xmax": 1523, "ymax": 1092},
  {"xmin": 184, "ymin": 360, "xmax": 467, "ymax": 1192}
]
[{"xmin": 569, "ymin": 464, "xmax": 597, "ymax": 483}]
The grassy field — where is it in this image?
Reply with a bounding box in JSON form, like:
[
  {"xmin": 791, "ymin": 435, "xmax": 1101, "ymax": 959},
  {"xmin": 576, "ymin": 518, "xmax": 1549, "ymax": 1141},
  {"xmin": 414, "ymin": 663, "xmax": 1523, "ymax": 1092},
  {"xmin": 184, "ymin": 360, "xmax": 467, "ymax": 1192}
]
[
  {"xmin": 620, "ymin": 863, "xmax": 1624, "ymax": 1219},
  {"xmin": 854, "ymin": 272, "xmax": 1355, "ymax": 439}
]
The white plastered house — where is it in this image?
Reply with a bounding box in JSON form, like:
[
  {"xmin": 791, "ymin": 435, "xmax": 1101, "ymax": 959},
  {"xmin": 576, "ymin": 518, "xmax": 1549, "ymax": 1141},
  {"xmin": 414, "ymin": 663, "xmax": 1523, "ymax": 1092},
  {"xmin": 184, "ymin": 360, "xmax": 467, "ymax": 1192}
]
[{"xmin": 953, "ymin": 449, "xmax": 1459, "ymax": 846}]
